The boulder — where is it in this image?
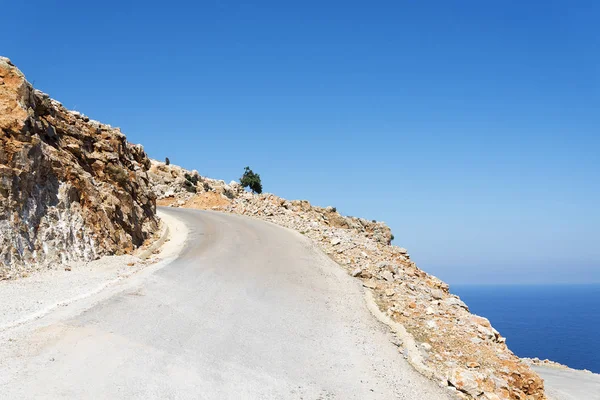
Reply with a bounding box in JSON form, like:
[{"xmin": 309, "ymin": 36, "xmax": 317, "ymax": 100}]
[{"xmin": 448, "ymin": 368, "xmax": 484, "ymax": 397}]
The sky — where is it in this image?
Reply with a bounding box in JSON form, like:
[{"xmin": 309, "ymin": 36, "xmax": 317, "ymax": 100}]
[{"xmin": 2, "ymin": 1, "xmax": 598, "ymax": 284}]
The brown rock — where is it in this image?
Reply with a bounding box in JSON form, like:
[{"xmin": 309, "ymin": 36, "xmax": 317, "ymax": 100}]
[{"xmin": 0, "ymin": 58, "xmax": 157, "ymax": 279}]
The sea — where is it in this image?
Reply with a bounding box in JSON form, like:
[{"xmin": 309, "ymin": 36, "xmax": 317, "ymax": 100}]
[{"xmin": 451, "ymin": 284, "xmax": 600, "ymax": 374}]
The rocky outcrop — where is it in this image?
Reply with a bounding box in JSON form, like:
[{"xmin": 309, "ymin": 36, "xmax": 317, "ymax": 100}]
[
  {"xmin": 148, "ymin": 161, "xmax": 237, "ymax": 206},
  {"xmin": 0, "ymin": 57, "xmax": 157, "ymax": 279},
  {"xmin": 150, "ymin": 160, "xmax": 546, "ymax": 400}
]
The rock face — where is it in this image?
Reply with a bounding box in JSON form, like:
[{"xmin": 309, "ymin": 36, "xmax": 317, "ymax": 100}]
[
  {"xmin": 148, "ymin": 161, "xmax": 239, "ymax": 208},
  {"xmin": 150, "ymin": 160, "xmax": 546, "ymax": 400},
  {"xmin": 0, "ymin": 57, "xmax": 157, "ymax": 279}
]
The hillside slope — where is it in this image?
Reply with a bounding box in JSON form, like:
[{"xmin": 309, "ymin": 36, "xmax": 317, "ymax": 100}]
[
  {"xmin": 0, "ymin": 58, "xmax": 157, "ymax": 279},
  {"xmin": 149, "ymin": 160, "xmax": 547, "ymax": 400}
]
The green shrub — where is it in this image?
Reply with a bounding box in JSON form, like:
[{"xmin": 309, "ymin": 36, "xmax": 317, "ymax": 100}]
[
  {"xmin": 184, "ymin": 173, "xmax": 199, "ymax": 185},
  {"xmin": 240, "ymin": 166, "xmax": 262, "ymax": 194},
  {"xmin": 183, "ymin": 173, "xmax": 200, "ymax": 193},
  {"xmin": 106, "ymin": 163, "xmax": 129, "ymax": 187},
  {"xmin": 183, "ymin": 180, "xmax": 196, "ymax": 193}
]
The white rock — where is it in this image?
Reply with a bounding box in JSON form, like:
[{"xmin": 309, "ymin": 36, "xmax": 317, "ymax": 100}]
[
  {"xmin": 381, "ymin": 270, "xmax": 394, "ymax": 282},
  {"xmin": 444, "ymin": 297, "xmax": 469, "ymax": 310}
]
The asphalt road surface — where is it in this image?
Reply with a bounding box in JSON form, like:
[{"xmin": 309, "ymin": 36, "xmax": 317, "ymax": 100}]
[
  {"xmin": 533, "ymin": 365, "xmax": 600, "ymax": 400},
  {"xmin": 0, "ymin": 208, "xmax": 451, "ymax": 400}
]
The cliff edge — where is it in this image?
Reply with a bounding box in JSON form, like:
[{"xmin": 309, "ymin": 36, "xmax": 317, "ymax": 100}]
[{"xmin": 0, "ymin": 57, "xmax": 157, "ymax": 279}]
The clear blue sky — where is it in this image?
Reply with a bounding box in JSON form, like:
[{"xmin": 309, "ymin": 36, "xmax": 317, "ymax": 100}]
[{"xmin": 3, "ymin": 1, "xmax": 598, "ymax": 284}]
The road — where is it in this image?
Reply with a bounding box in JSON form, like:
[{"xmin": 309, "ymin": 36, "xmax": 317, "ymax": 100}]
[
  {"xmin": 0, "ymin": 208, "xmax": 450, "ymax": 399},
  {"xmin": 533, "ymin": 366, "xmax": 600, "ymax": 400}
]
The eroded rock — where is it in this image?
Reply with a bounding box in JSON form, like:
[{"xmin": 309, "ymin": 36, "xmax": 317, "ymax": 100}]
[{"xmin": 0, "ymin": 57, "xmax": 157, "ymax": 278}]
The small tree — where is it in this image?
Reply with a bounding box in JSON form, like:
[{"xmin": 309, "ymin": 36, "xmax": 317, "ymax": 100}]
[{"xmin": 240, "ymin": 166, "xmax": 262, "ymax": 194}]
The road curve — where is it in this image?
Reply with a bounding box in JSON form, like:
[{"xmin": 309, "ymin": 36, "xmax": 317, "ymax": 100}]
[{"xmin": 0, "ymin": 208, "xmax": 450, "ymax": 399}]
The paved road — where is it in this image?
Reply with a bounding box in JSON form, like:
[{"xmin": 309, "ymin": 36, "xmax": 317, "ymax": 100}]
[
  {"xmin": 0, "ymin": 208, "xmax": 450, "ymax": 399},
  {"xmin": 534, "ymin": 366, "xmax": 600, "ymax": 400}
]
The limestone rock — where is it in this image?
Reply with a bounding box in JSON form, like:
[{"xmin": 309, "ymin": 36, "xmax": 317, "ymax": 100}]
[
  {"xmin": 0, "ymin": 58, "xmax": 157, "ymax": 279},
  {"xmin": 381, "ymin": 270, "xmax": 394, "ymax": 282},
  {"xmin": 448, "ymin": 368, "xmax": 484, "ymax": 397},
  {"xmin": 444, "ymin": 296, "xmax": 470, "ymax": 310}
]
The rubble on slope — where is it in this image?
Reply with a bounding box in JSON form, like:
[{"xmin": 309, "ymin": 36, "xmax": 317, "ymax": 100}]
[
  {"xmin": 0, "ymin": 57, "xmax": 157, "ymax": 279},
  {"xmin": 149, "ymin": 159, "xmax": 546, "ymax": 400},
  {"xmin": 522, "ymin": 358, "xmax": 598, "ymax": 375}
]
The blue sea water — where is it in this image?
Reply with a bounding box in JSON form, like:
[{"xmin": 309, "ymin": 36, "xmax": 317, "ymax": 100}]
[{"xmin": 451, "ymin": 284, "xmax": 600, "ymax": 374}]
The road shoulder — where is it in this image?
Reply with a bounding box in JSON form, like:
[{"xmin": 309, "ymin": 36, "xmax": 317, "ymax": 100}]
[
  {"xmin": 532, "ymin": 365, "xmax": 600, "ymax": 400},
  {"xmin": 0, "ymin": 210, "xmax": 188, "ymax": 335}
]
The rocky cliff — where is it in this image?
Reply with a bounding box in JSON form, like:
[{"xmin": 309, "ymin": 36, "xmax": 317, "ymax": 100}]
[
  {"xmin": 0, "ymin": 57, "xmax": 157, "ymax": 279},
  {"xmin": 149, "ymin": 159, "xmax": 546, "ymax": 400}
]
